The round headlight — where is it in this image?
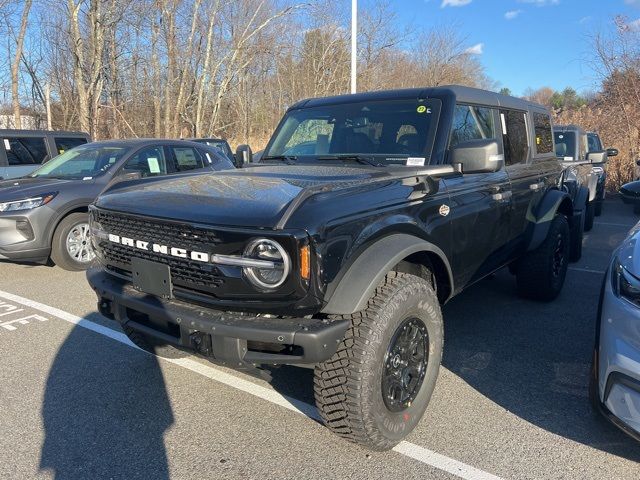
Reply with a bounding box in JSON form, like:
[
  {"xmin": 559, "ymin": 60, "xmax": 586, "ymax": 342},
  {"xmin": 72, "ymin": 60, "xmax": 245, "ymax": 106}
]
[{"xmin": 243, "ymin": 238, "xmax": 290, "ymax": 290}]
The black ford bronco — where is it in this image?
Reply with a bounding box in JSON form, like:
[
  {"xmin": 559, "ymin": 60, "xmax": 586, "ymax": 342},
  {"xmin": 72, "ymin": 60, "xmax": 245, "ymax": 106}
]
[{"xmin": 87, "ymin": 86, "xmax": 587, "ymax": 450}]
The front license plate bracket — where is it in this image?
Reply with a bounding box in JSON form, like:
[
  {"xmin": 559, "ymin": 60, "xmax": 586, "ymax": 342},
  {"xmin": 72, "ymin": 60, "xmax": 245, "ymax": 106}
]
[{"xmin": 131, "ymin": 257, "xmax": 173, "ymax": 299}]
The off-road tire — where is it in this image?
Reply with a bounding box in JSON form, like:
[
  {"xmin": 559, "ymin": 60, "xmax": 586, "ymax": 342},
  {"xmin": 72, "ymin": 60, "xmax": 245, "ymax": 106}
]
[
  {"xmin": 569, "ymin": 210, "xmax": 584, "ymax": 262},
  {"xmin": 584, "ymin": 201, "xmax": 595, "ymax": 232},
  {"xmin": 314, "ymin": 271, "xmax": 443, "ymax": 451},
  {"xmin": 516, "ymin": 214, "xmax": 570, "ymax": 301},
  {"xmin": 594, "ymin": 200, "xmax": 603, "ymax": 217},
  {"xmin": 50, "ymin": 212, "xmax": 93, "ymax": 271},
  {"xmin": 123, "ymin": 325, "xmax": 187, "ymax": 359}
]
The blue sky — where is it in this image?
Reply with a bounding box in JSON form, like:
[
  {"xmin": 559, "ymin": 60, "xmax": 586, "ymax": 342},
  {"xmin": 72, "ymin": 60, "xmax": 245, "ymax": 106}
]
[{"xmin": 385, "ymin": 0, "xmax": 640, "ymax": 95}]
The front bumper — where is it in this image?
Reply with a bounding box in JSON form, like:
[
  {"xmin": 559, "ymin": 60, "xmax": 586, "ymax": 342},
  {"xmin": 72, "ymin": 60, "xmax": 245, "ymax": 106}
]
[
  {"xmin": 87, "ymin": 267, "xmax": 349, "ymax": 368},
  {"xmin": 595, "ymin": 263, "xmax": 640, "ymax": 440}
]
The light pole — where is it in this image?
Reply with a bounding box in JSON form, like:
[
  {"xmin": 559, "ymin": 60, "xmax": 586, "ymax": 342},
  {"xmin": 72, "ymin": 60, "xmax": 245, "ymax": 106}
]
[{"xmin": 351, "ymin": 0, "xmax": 357, "ymax": 94}]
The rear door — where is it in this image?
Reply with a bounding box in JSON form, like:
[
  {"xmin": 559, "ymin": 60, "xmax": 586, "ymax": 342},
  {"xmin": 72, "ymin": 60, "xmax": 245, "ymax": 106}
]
[
  {"xmin": 500, "ymin": 108, "xmax": 539, "ymax": 245},
  {"xmin": 1, "ymin": 135, "xmax": 49, "ymax": 178},
  {"xmin": 532, "ymin": 111, "xmax": 563, "ymax": 204},
  {"xmin": 443, "ymin": 103, "xmax": 512, "ymax": 289},
  {"xmin": 167, "ymin": 144, "xmax": 207, "ymax": 173}
]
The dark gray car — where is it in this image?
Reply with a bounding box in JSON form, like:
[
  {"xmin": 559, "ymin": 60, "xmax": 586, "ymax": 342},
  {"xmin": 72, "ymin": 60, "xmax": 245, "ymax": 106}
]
[{"xmin": 0, "ymin": 139, "xmax": 234, "ymax": 270}]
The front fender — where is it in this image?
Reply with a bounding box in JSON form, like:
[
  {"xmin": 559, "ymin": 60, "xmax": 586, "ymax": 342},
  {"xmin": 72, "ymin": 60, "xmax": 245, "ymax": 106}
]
[
  {"xmin": 321, "ymin": 233, "xmax": 453, "ymax": 315},
  {"xmin": 524, "ymin": 189, "xmax": 573, "ymax": 252}
]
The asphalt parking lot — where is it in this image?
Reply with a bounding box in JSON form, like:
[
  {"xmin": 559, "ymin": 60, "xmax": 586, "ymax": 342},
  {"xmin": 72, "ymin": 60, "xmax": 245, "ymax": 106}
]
[{"xmin": 0, "ymin": 197, "xmax": 639, "ymax": 480}]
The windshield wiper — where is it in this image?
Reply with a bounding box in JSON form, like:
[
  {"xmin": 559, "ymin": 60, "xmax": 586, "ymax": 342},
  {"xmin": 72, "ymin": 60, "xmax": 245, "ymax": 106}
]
[
  {"xmin": 316, "ymin": 154, "xmax": 381, "ymax": 166},
  {"xmin": 261, "ymin": 155, "xmax": 298, "ymax": 164}
]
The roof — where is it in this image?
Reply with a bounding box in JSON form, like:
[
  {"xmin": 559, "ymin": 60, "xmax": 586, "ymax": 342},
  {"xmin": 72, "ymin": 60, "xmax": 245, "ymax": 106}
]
[
  {"xmin": 553, "ymin": 124, "xmax": 586, "ymax": 134},
  {"xmin": 0, "ymin": 128, "xmax": 89, "ymax": 137},
  {"xmin": 84, "ymin": 138, "xmax": 208, "ymax": 148},
  {"xmin": 289, "ymin": 85, "xmax": 547, "ymax": 113}
]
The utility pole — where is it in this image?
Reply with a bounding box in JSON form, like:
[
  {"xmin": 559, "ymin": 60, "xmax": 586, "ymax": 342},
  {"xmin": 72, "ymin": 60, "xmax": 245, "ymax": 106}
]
[{"xmin": 351, "ymin": 0, "xmax": 357, "ymax": 94}]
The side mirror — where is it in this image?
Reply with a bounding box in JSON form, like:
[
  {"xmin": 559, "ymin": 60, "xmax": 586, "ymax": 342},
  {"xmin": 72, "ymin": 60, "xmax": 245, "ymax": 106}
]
[
  {"xmin": 451, "ymin": 139, "xmax": 503, "ymax": 174},
  {"xmin": 606, "ymin": 148, "xmax": 619, "ymax": 157},
  {"xmin": 235, "ymin": 144, "xmax": 252, "ymax": 168},
  {"xmin": 635, "ymin": 159, "xmax": 640, "ymax": 167},
  {"xmin": 587, "ymin": 151, "xmax": 607, "ymax": 164}
]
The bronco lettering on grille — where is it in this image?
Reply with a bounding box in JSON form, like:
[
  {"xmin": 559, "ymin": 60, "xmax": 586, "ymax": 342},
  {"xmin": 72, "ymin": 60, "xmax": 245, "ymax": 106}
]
[{"xmin": 107, "ymin": 233, "xmax": 210, "ymax": 263}]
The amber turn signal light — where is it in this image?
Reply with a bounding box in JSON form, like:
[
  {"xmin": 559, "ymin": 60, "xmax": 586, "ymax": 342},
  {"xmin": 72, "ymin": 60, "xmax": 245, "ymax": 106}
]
[{"xmin": 300, "ymin": 245, "xmax": 310, "ymax": 280}]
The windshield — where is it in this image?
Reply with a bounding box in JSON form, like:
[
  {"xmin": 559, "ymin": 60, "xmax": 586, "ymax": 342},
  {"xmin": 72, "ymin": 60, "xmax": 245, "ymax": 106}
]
[
  {"xmin": 29, "ymin": 144, "xmax": 130, "ymax": 179},
  {"xmin": 263, "ymin": 98, "xmax": 441, "ymax": 165},
  {"xmin": 554, "ymin": 131, "xmax": 576, "ymax": 159}
]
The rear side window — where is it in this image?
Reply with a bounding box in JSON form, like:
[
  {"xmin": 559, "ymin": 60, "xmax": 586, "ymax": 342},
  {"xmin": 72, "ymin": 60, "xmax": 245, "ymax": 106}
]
[
  {"xmin": 3, "ymin": 137, "xmax": 48, "ymax": 165},
  {"xmin": 449, "ymin": 105, "xmax": 497, "ymax": 147},
  {"xmin": 54, "ymin": 137, "xmax": 88, "ymax": 155},
  {"xmin": 533, "ymin": 113, "xmax": 553, "ymax": 155},
  {"xmin": 171, "ymin": 146, "xmax": 204, "ymax": 172},
  {"xmin": 124, "ymin": 146, "xmax": 168, "ymax": 177},
  {"xmin": 500, "ymin": 110, "xmax": 529, "ymax": 166}
]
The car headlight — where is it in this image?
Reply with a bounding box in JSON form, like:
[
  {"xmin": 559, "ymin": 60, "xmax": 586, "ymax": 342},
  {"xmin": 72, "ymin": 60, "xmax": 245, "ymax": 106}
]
[
  {"xmin": 0, "ymin": 193, "xmax": 57, "ymax": 212},
  {"xmin": 243, "ymin": 238, "xmax": 290, "ymax": 290},
  {"xmin": 612, "ymin": 258, "xmax": 640, "ymax": 307}
]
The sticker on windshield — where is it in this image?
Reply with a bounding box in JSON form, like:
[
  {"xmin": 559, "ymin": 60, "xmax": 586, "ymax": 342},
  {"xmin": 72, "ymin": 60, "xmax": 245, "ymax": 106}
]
[
  {"xmin": 416, "ymin": 105, "xmax": 431, "ymax": 114},
  {"xmin": 82, "ymin": 176, "xmax": 92, "ymax": 181},
  {"xmin": 564, "ymin": 156, "xmax": 573, "ymax": 161},
  {"xmin": 147, "ymin": 157, "xmax": 161, "ymax": 173},
  {"xmin": 3, "ymin": 139, "xmax": 10, "ymax": 151},
  {"xmin": 205, "ymin": 152, "xmax": 212, "ymax": 164},
  {"xmin": 406, "ymin": 157, "xmax": 426, "ymax": 166}
]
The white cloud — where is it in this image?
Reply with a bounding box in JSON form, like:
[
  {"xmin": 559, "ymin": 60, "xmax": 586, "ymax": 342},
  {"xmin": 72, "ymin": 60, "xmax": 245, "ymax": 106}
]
[
  {"xmin": 465, "ymin": 43, "xmax": 484, "ymax": 55},
  {"xmin": 624, "ymin": 18, "xmax": 640, "ymax": 31},
  {"xmin": 517, "ymin": 0, "xmax": 559, "ymax": 5},
  {"xmin": 626, "ymin": 0, "xmax": 640, "ymax": 6},
  {"xmin": 505, "ymin": 10, "xmax": 522, "ymax": 20},
  {"xmin": 441, "ymin": 0, "xmax": 472, "ymax": 8},
  {"xmin": 578, "ymin": 16, "xmax": 591, "ymax": 24}
]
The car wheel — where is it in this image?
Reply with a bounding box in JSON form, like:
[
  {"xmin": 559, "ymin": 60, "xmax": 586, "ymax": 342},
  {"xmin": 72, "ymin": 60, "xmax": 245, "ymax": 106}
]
[
  {"xmin": 584, "ymin": 201, "xmax": 595, "ymax": 231},
  {"xmin": 314, "ymin": 271, "xmax": 443, "ymax": 451},
  {"xmin": 50, "ymin": 212, "xmax": 96, "ymax": 271},
  {"xmin": 516, "ymin": 214, "xmax": 570, "ymax": 301},
  {"xmin": 569, "ymin": 209, "xmax": 584, "ymax": 262},
  {"xmin": 595, "ymin": 200, "xmax": 603, "ymax": 217}
]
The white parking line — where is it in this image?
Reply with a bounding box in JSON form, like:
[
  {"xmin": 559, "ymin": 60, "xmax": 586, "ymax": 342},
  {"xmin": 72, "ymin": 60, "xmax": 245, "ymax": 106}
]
[
  {"xmin": 0, "ymin": 289, "xmax": 504, "ymax": 480},
  {"xmin": 568, "ymin": 267, "xmax": 605, "ymax": 275}
]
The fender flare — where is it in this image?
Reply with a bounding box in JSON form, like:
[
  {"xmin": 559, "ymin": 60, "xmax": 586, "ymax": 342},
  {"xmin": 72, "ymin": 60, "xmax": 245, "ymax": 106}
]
[
  {"xmin": 574, "ymin": 185, "xmax": 589, "ymax": 213},
  {"xmin": 321, "ymin": 233, "xmax": 453, "ymax": 315},
  {"xmin": 525, "ymin": 189, "xmax": 573, "ymax": 252}
]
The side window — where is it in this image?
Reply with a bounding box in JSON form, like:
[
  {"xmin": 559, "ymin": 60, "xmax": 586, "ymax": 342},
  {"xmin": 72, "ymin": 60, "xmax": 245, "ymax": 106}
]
[
  {"xmin": 171, "ymin": 146, "xmax": 204, "ymax": 172},
  {"xmin": 500, "ymin": 110, "xmax": 529, "ymax": 166},
  {"xmin": 3, "ymin": 137, "xmax": 48, "ymax": 165},
  {"xmin": 123, "ymin": 146, "xmax": 167, "ymax": 177},
  {"xmin": 532, "ymin": 112, "xmax": 553, "ymax": 155},
  {"xmin": 588, "ymin": 134, "xmax": 602, "ymax": 152},
  {"xmin": 54, "ymin": 137, "xmax": 88, "ymax": 155},
  {"xmin": 283, "ymin": 118, "xmax": 334, "ymax": 155},
  {"xmin": 449, "ymin": 104, "xmax": 497, "ymax": 147}
]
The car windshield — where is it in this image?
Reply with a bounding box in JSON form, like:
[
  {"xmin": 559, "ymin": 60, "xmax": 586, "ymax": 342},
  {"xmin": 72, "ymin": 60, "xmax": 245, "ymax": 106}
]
[
  {"xmin": 263, "ymin": 98, "xmax": 441, "ymax": 165},
  {"xmin": 554, "ymin": 131, "xmax": 576, "ymax": 159},
  {"xmin": 29, "ymin": 144, "xmax": 130, "ymax": 179}
]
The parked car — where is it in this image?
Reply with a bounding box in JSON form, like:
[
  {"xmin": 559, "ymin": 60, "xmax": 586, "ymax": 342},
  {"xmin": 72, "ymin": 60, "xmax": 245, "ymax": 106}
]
[
  {"xmin": 591, "ymin": 221, "xmax": 640, "ymax": 441},
  {"xmin": 188, "ymin": 138, "xmax": 234, "ymax": 163},
  {"xmin": 88, "ymin": 85, "xmax": 587, "ymax": 450},
  {"xmin": 619, "ymin": 180, "xmax": 640, "ymax": 213},
  {"xmin": 0, "ymin": 129, "xmax": 90, "ymax": 180},
  {"xmin": 0, "ymin": 139, "xmax": 233, "ymax": 271},
  {"xmin": 553, "ymin": 125, "xmax": 602, "ymax": 228},
  {"xmin": 586, "ymin": 131, "xmax": 618, "ymax": 216}
]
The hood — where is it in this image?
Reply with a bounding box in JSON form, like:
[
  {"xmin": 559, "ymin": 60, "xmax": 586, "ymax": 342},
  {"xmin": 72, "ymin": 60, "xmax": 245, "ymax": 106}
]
[
  {"xmin": 618, "ymin": 221, "xmax": 640, "ymax": 276},
  {"xmin": 0, "ymin": 177, "xmax": 80, "ymax": 202},
  {"xmin": 94, "ymin": 165, "xmax": 390, "ymax": 228}
]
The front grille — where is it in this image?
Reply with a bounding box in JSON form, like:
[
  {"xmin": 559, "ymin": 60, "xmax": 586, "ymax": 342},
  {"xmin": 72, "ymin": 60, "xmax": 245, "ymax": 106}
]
[{"xmin": 93, "ymin": 209, "xmax": 225, "ymax": 293}]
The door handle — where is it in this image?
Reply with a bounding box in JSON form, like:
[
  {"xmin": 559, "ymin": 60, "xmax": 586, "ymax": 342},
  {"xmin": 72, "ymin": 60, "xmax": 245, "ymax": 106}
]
[
  {"xmin": 492, "ymin": 190, "xmax": 512, "ymax": 201},
  {"xmin": 529, "ymin": 181, "xmax": 544, "ymax": 191}
]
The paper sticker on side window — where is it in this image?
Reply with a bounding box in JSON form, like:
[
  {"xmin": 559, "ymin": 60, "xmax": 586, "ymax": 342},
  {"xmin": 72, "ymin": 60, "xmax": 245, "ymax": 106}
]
[
  {"xmin": 3, "ymin": 139, "xmax": 10, "ymax": 151},
  {"xmin": 147, "ymin": 157, "xmax": 160, "ymax": 173},
  {"xmin": 406, "ymin": 157, "xmax": 426, "ymax": 166}
]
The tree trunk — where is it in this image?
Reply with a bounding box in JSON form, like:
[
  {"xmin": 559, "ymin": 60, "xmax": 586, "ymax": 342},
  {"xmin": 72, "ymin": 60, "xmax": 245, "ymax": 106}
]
[{"xmin": 11, "ymin": 0, "xmax": 32, "ymax": 129}]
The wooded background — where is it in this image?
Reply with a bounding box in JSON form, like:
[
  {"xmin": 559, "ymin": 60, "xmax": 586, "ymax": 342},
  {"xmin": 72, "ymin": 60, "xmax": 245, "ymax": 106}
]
[{"xmin": 0, "ymin": 1, "xmax": 638, "ymax": 188}]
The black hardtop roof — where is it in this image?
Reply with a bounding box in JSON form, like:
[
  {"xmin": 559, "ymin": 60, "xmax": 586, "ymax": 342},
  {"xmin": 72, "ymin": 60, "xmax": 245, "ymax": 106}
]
[
  {"xmin": 288, "ymin": 85, "xmax": 548, "ymax": 113},
  {"xmin": 553, "ymin": 124, "xmax": 586, "ymax": 134},
  {"xmin": 88, "ymin": 138, "xmax": 209, "ymax": 147},
  {"xmin": 0, "ymin": 128, "xmax": 89, "ymax": 137}
]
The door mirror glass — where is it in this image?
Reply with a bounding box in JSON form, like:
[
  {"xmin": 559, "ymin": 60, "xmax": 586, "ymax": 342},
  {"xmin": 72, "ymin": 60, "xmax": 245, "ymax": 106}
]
[
  {"xmin": 234, "ymin": 144, "xmax": 252, "ymax": 168},
  {"xmin": 606, "ymin": 148, "xmax": 619, "ymax": 157},
  {"xmin": 451, "ymin": 139, "xmax": 503, "ymax": 174},
  {"xmin": 587, "ymin": 151, "xmax": 607, "ymax": 164}
]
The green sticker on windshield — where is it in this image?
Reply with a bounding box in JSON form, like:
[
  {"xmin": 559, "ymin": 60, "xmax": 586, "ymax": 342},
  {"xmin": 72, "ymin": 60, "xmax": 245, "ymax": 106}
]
[{"xmin": 417, "ymin": 105, "xmax": 427, "ymax": 113}]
